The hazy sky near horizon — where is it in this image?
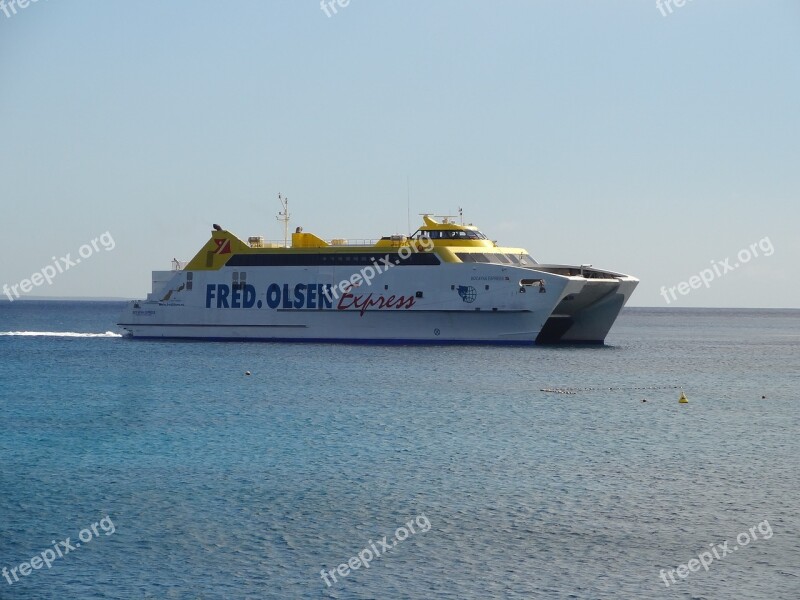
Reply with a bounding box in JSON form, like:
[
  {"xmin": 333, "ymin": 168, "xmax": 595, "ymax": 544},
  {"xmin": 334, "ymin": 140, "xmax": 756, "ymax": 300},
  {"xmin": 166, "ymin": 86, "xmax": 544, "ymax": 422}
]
[{"xmin": 1, "ymin": 1, "xmax": 798, "ymax": 307}]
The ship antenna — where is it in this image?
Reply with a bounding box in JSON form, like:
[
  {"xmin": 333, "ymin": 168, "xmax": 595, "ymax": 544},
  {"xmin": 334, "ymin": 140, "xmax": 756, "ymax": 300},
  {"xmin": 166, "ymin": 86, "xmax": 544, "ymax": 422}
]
[
  {"xmin": 406, "ymin": 175, "xmax": 411, "ymax": 235},
  {"xmin": 459, "ymin": 206, "xmax": 463, "ymax": 225},
  {"xmin": 277, "ymin": 193, "xmax": 290, "ymax": 248}
]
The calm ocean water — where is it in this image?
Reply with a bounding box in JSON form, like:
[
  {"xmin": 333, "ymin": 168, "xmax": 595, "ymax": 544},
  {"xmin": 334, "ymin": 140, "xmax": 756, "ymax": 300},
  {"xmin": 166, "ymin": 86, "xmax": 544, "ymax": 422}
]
[{"xmin": 0, "ymin": 301, "xmax": 798, "ymax": 599}]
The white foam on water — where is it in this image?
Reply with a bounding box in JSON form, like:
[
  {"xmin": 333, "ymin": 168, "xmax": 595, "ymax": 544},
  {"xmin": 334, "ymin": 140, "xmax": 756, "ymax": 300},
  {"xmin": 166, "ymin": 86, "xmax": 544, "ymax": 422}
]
[{"xmin": 0, "ymin": 331, "xmax": 123, "ymax": 338}]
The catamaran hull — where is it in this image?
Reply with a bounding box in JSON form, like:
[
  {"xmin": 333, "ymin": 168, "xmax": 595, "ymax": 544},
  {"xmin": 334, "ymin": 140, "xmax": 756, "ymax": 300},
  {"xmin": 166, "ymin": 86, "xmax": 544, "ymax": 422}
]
[
  {"xmin": 118, "ymin": 266, "xmax": 637, "ymax": 344},
  {"xmin": 535, "ymin": 276, "xmax": 639, "ymax": 344},
  {"xmin": 119, "ymin": 310, "xmax": 559, "ymax": 343}
]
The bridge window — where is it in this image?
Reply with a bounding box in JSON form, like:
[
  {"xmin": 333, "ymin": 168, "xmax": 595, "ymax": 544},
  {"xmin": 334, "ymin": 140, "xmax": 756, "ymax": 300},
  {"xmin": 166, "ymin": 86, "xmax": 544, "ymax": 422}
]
[{"xmin": 411, "ymin": 229, "xmax": 487, "ymax": 240}]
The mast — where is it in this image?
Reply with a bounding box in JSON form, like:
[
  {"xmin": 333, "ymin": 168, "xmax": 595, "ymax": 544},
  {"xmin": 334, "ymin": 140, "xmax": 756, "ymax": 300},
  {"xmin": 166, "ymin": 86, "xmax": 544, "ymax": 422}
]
[
  {"xmin": 407, "ymin": 175, "xmax": 411, "ymax": 235},
  {"xmin": 277, "ymin": 193, "xmax": 290, "ymax": 248}
]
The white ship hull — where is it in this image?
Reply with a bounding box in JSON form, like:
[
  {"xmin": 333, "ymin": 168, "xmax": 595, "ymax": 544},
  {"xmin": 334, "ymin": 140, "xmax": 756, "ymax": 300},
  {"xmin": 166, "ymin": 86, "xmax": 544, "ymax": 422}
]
[{"xmin": 119, "ymin": 263, "xmax": 638, "ymax": 344}]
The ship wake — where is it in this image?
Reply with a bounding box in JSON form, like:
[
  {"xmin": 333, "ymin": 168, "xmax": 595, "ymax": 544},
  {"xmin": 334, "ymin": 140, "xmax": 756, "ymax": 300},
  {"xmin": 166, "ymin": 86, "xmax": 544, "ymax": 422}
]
[{"xmin": 0, "ymin": 331, "xmax": 123, "ymax": 338}]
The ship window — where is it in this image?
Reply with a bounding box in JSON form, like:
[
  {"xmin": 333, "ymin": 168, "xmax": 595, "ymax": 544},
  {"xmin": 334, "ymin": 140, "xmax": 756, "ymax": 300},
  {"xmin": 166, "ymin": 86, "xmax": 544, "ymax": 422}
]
[
  {"xmin": 186, "ymin": 272, "xmax": 193, "ymax": 291},
  {"xmin": 457, "ymin": 252, "xmax": 523, "ymax": 265},
  {"xmin": 456, "ymin": 252, "xmax": 492, "ymax": 262},
  {"xmin": 411, "ymin": 229, "xmax": 485, "ymax": 240},
  {"xmin": 232, "ymin": 271, "xmax": 246, "ymax": 290}
]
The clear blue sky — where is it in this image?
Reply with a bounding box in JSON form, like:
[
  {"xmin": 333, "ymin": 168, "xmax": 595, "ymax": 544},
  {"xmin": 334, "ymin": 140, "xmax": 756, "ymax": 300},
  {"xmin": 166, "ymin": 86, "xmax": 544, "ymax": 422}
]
[{"xmin": 2, "ymin": 1, "xmax": 798, "ymax": 307}]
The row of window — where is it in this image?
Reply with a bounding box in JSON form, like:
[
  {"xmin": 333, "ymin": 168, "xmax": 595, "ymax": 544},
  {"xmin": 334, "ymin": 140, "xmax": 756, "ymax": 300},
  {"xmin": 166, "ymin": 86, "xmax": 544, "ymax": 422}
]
[
  {"xmin": 192, "ymin": 252, "xmax": 535, "ymax": 276},
  {"xmin": 410, "ymin": 229, "xmax": 488, "ymax": 240},
  {"xmin": 186, "ymin": 252, "xmax": 537, "ymax": 291},
  {"xmin": 456, "ymin": 252, "xmax": 538, "ymax": 266},
  {"xmin": 226, "ymin": 252, "xmax": 441, "ymax": 267}
]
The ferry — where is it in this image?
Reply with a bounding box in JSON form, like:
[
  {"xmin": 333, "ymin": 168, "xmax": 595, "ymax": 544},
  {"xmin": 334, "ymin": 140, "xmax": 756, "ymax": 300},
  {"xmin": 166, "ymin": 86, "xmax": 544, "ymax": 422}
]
[{"xmin": 118, "ymin": 213, "xmax": 638, "ymax": 344}]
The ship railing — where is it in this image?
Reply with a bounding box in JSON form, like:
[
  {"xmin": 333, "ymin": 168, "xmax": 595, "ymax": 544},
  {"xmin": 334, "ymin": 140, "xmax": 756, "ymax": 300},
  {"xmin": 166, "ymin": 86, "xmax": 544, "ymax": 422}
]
[
  {"xmin": 328, "ymin": 238, "xmax": 379, "ymax": 246},
  {"xmin": 258, "ymin": 239, "xmax": 380, "ymax": 247}
]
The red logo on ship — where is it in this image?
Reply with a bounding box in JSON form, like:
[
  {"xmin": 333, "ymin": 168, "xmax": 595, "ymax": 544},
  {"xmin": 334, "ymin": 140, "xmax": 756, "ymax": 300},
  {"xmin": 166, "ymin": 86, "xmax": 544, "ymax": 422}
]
[{"xmin": 214, "ymin": 239, "xmax": 231, "ymax": 254}]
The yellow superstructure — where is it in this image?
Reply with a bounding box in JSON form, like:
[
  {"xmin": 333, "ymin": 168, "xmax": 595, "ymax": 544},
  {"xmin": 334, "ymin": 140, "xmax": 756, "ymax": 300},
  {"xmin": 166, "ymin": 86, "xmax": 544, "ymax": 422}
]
[{"xmin": 184, "ymin": 215, "xmax": 531, "ymax": 271}]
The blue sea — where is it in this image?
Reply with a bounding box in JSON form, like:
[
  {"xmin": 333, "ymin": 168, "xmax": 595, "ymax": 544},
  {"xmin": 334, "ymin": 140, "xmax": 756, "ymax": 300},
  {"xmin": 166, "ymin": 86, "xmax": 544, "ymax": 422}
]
[{"xmin": 1, "ymin": 301, "xmax": 798, "ymax": 599}]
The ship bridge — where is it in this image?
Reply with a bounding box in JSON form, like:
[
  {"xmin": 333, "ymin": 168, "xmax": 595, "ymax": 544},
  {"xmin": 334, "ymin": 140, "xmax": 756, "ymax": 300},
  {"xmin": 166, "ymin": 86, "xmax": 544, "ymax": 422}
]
[{"xmin": 409, "ymin": 215, "xmax": 495, "ymax": 248}]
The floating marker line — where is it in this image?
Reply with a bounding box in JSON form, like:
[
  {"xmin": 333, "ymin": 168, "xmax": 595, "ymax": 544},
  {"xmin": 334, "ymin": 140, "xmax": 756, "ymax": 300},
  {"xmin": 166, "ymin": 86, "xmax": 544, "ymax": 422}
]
[{"xmin": 541, "ymin": 385, "xmax": 683, "ymax": 395}]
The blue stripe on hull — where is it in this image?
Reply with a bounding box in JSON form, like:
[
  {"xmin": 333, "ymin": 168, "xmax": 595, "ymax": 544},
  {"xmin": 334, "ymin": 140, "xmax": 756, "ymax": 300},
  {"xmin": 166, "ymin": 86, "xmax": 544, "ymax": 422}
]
[
  {"xmin": 122, "ymin": 335, "xmax": 607, "ymax": 346},
  {"xmin": 123, "ymin": 335, "xmax": 542, "ymax": 346}
]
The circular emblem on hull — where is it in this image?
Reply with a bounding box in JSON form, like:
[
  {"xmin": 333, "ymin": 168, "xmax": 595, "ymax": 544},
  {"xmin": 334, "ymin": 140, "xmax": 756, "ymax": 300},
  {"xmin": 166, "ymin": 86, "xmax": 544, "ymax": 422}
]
[{"xmin": 457, "ymin": 285, "xmax": 477, "ymax": 303}]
